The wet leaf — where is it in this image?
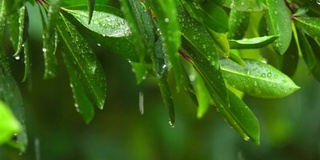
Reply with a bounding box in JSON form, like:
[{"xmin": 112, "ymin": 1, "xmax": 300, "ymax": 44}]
[
  {"xmin": 0, "ymin": 101, "xmax": 21, "ymax": 145},
  {"xmin": 62, "ymin": 51, "xmax": 95, "ymax": 123},
  {"xmin": 87, "ymin": 0, "xmax": 95, "ymax": 24},
  {"xmin": 57, "ymin": 14, "xmax": 106, "ymax": 110},
  {"xmin": 178, "ymin": 7, "xmax": 219, "ymax": 69},
  {"xmin": 293, "ymin": 6, "xmax": 309, "ymax": 17},
  {"xmin": 119, "ymin": 0, "xmax": 155, "ymax": 61},
  {"xmin": 153, "ymin": 39, "xmax": 168, "ymax": 78},
  {"xmin": 130, "ymin": 62, "xmax": 148, "ymax": 84},
  {"xmin": 294, "ymin": 17, "xmax": 320, "ymax": 43},
  {"xmin": 63, "ymin": 7, "xmax": 131, "ymax": 37},
  {"xmin": 220, "ymin": 59, "xmax": 300, "ymax": 98},
  {"xmin": 22, "ymin": 41, "xmax": 30, "ymax": 82},
  {"xmin": 216, "ymin": 0, "xmax": 264, "ymax": 11},
  {"xmin": 229, "ymin": 35, "xmax": 279, "ymax": 49},
  {"xmin": 265, "ymin": 0, "xmax": 292, "ymax": 55},
  {"xmin": 147, "ymin": 0, "xmax": 183, "ymax": 90},
  {"xmin": 227, "ymin": 89, "xmax": 260, "ymax": 144},
  {"xmin": 228, "ymin": 10, "xmax": 250, "ymax": 40},
  {"xmin": 297, "ymin": 28, "xmax": 320, "ymax": 82},
  {"xmin": 181, "ymin": 38, "xmax": 260, "ymax": 143},
  {"xmin": 42, "ymin": 0, "xmax": 61, "ymax": 79},
  {"xmin": 158, "ymin": 74, "xmax": 175, "ymax": 127},
  {"xmin": 182, "ymin": 0, "xmax": 229, "ymax": 33},
  {"xmin": 228, "ymin": 52, "xmax": 245, "ymax": 66}
]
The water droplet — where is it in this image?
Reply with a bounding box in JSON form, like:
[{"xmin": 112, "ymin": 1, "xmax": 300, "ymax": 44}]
[
  {"xmin": 164, "ymin": 18, "xmax": 169, "ymax": 23},
  {"xmin": 274, "ymin": 11, "xmax": 278, "ymax": 15},
  {"xmin": 42, "ymin": 48, "xmax": 47, "ymax": 53},
  {"xmin": 317, "ymin": 0, "xmax": 320, "ymax": 5},
  {"xmin": 169, "ymin": 121, "xmax": 175, "ymax": 128},
  {"xmin": 15, "ymin": 56, "xmax": 20, "ymax": 60},
  {"xmin": 267, "ymin": 72, "xmax": 272, "ymax": 78},
  {"xmin": 97, "ymin": 43, "xmax": 101, "ymax": 47},
  {"xmin": 139, "ymin": 92, "xmax": 144, "ymax": 115},
  {"xmin": 261, "ymin": 73, "xmax": 266, "ymax": 78},
  {"xmin": 244, "ymin": 136, "xmax": 250, "ymax": 141}
]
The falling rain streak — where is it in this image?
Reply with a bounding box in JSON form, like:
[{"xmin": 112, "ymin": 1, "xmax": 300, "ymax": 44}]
[{"xmin": 139, "ymin": 92, "xmax": 144, "ymax": 115}]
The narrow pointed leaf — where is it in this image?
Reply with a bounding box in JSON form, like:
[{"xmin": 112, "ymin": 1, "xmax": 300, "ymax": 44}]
[
  {"xmin": 294, "ymin": 17, "xmax": 320, "ymax": 43},
  {"xmin": 227, "ymin": 90, "xmax": 260, "ymax": 144},
  {"xmin": 63, "ymin": 6, "xmax": 131, "ymax": 37},
  {"xmin": 153, "ymin": 39, "xmax": 168, "ymax": 78},
  {"xmin": 220, "ymin": 59, "xmax": 300, "ymax": 98},
  {"xmin": 181, "ymin": 38, "xmax": 260, "ymax": 143},
  {"xmin": 87, "ymin": 0, "xmax": 95, "ymax": 24},
  {"xmin": 229, "ymin": 52, "xmax": 245, "ymax": 66},
  {"xmin": 297, "ymin": 28, "xmax": 320, "ymax": 82},
  {"xmin": 159, "ymin": 75, "xmax": 175, "ymax": 127},
  {"xmin": 42, "ymin": 0, "xmax": 61, "ymax": 79},
  {"xmin": 62, "ymin": 51, "xmax": 95, "ymax": 123},
  {"xmin": 178, "ymin": 8, "xmax": 219, "ymax": 69},
  {"xmin": 57, "ymin": 14, "xmax": 106, "ymax": 109},
  {"xmin": 228, "ymin": 10, "xmax": 250, "ymax": 40},
  {"xmin": 195, "ymin": 72, "xmax": 211, "ymax": 118},
  {"xmin": 130, "ymin": 62, "xmax": 148, "ymax": 84},
  {"xmin": 229, "ymin": 35, "xmax": 279, "ymax": 49},
  {"xmin": 265, "ymin": 0, "xmax": 292, "ymax": 55},
  {"xmin": 0, "ymin": 101, "xmax": 21, "ymax": 145},
  {"xmin": 182, "ymin": 0, "xmax": 229, "ymax": 33},
  {"xmin": 293, "ymin": 6, "xmax": 309, "ymax": 17},
  {"xmin": 22, "ymin": 41, "xmax": 30, "ymax": 82},
  {"xmin": 119, "ymin": 0, "xmax": 154, "ymax": 61},
  {"xmin": 147, "ymin": 0, "xmax": 182, "ymax": 90}
]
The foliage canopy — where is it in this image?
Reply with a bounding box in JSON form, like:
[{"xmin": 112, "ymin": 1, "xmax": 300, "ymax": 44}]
[{"xmin": 1, "ymin": 0, "xmax": 320, "ymax": 152}]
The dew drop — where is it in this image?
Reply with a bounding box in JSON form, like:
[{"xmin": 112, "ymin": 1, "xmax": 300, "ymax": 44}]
[
  {"xmin": 317, "ymin": 0, "xmax": 320, "ymax": 5},
  {"xmin": 164, "ymin": 18, "xmax": 169, "ymax": 23},
  {"xmin": 97, "ymin": 43, "xmax": 101, "ymax": 47},
  {"xmin": 244, "ymin": 136, "xmax": 250, "ymax": 141},
  {"xmin": 261, "ymin": 73, "xmax": 266, "ymax": 78},
  {"xmin": 267, "ymin": 72, "xmax": 272, "ymax": 78},
  {"xmin": 15, "ymin": 56, "xmax": 20, "ymax": 60}
]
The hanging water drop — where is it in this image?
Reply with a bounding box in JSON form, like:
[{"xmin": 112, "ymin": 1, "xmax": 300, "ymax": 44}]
[
  {"xmin": 244, "ymin": 136, "xmax": 250, "ymax": 141},
  {"xmin": 169, "ymin": 120, "xmax": 175, "ymax": 128},
  {"xmin": 15, "ymin": 55, "xmax": 20, "ymax": 60},
  {"xmin": 139, "ymin": 92, "xmax": 144, "ymax": 115},
  {"xmin": 317, "ymin": 0, "xmax": 320, "ymax": 5}
]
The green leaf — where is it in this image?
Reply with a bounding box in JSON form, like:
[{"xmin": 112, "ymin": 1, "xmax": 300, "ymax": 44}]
[
  {"xmin": 227, "ymin": 90, "xmax": 260, "ymax": 144},
  {"xmin": 63, "ymin": 6, "xmax": 131, "ymax": 37},
  {"xmin": 294, "ymin": 17, "xmax": 320, "ymax": 43},
  {"xmin": 3, "ymin": 0, "xmax": 24, "ymax": 16},
  {"xmin": 0, "ymin": 65, "xmax": 28, "ymax": 151},
  {"xmin": 61, "ymin": 0, "xmax": 109, "ymax": 6},
  {"xmin": 229, "ymin": 35, "xmax": 279, "ymax": 49},
  {"xmin": 181, "ymin": 38, "xmax": 260, "ymax": 143},
  {"xmin": 265, "ymin": 0, "xmax": 292, "ymax": 55},
  {"xmin": 7, "ymin": 6, "xmax": 28, "ymax": 57},
  {"xmin": 130, "ymin": 62, "xmax": 148, "ymax": 84},
  {"xmin": 62, "ymin": 51, "xmax": 95, "ymax": 123},
  {"xmin": 153, "ymin": 38, "xmax": 168, "ymax": 78},
  {"xmin": 119, "ymin": 0, "xmax": 155, "ymax": 61},
  {"xmin": 195, "ymin": 72, "xmax": 211, "ymax": 118},
  {"xmin": 147, "ymin": 0, "xmax": 182, "ymax": 90},
  {"xmin": 293, "ymin": 6, "xmax": 309, "ymax": 17},
  {"xmin": 87, "ymin": 0, "xmax": 95, "ymax": 24},
  {"xmin": 220, "ymin": 59, "xmax": 300, "ymax": 98},
  {"xmin": 297, "ymin": 28, "xmax": 320, "ymax": 82},
  {"xmin": 228, "ymin": 52, "xmax": 245, "ymax": 66},
  {"xmin": 182, "ymin": 0, "xmax": 229, "ymax": 33},
  {"xmin": 228, "ymin": 9, "xmax": 250, "ymax": 40},
  {"xmin": 209, "ymin": 30, "xmax": 230, "ymax": 57},
  {"xmin": 178, "ymin": 7, "xmax": 219, "ymax": 69},
  {"xmin": 42, "ymin": 0, "xmax": 61, "ymax": 79},
  {"xmin": 57, "ymin": 14, "xmax": 106, "ymax": 110},
  {"xmin": 158, "ymin": 74, "xmax": 175, "ymax": 127},
  {"xmin": 217, "ymin": 0, "xmax": 264, "ymax": 11},
  {"xmin": 0, "ymin": 101, "xmax": 21, "ymax": 145},
  {"xmin": 22, "ymin": 41, "xmax": 30, "ymax": 82}
]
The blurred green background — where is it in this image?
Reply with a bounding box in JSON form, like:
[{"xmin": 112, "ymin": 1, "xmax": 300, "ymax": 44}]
[{"xmin": 1, "ymin": 2, "xmax": 320, "ymax": 160}]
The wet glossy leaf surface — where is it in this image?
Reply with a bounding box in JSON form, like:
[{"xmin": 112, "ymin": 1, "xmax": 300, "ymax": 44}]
[
  {"xmin": 220, "ymin": 59, "xmax": 300, "ymax": 98},
  {"xmin": 64, "ymin": 7, "xmax": 131, "ymax": 37},
  {"xmin": 295, "ymin": 17, "xmax": 320, "ymax": 43},
  {"xmin": 183, "ymin": 0, "xmax": 229, "ymax": 33},
  {"xmin": 158, "ymin": 75, "xmax": 175, "ymax": 127},
  {"xmin": 42, "ymin": 0, "xmax": 61, "ymax": 79},
  {"xmin": 228, "ymin": 10, "xmax": 250, "ymax": 40},
  {"xmin": 220, "ymin": 0, "xmax": 264, "ymax": 11},
  {"xmin": 265, "ymin": 0, "xmax": 292, "ymax": 55},
  {"xmin": 87, "ymin": 0, "xmax": 95, "ymax": 24},
  {"xmin": 229, "ymin": 35, "xmax": 278, "ymax": 49},
  {"xmin": 147, "ymin": 0, "xmax": 182, "ymax": 89},
  {"xmin": 209, "ymin": 30, "xmax": 229, "ymax": 57},
  {"xmin": 178, "ymin": 7, "xmax": 219, "ymax": 69},
  {"xmin": 57, "ymin": 14, "xmax": 106, "ymax": 110}
]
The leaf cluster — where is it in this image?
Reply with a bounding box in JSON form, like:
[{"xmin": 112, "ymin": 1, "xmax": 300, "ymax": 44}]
[{"xmin": 1, "ymin": 0, "xmax": 320, "ymax": 149}]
